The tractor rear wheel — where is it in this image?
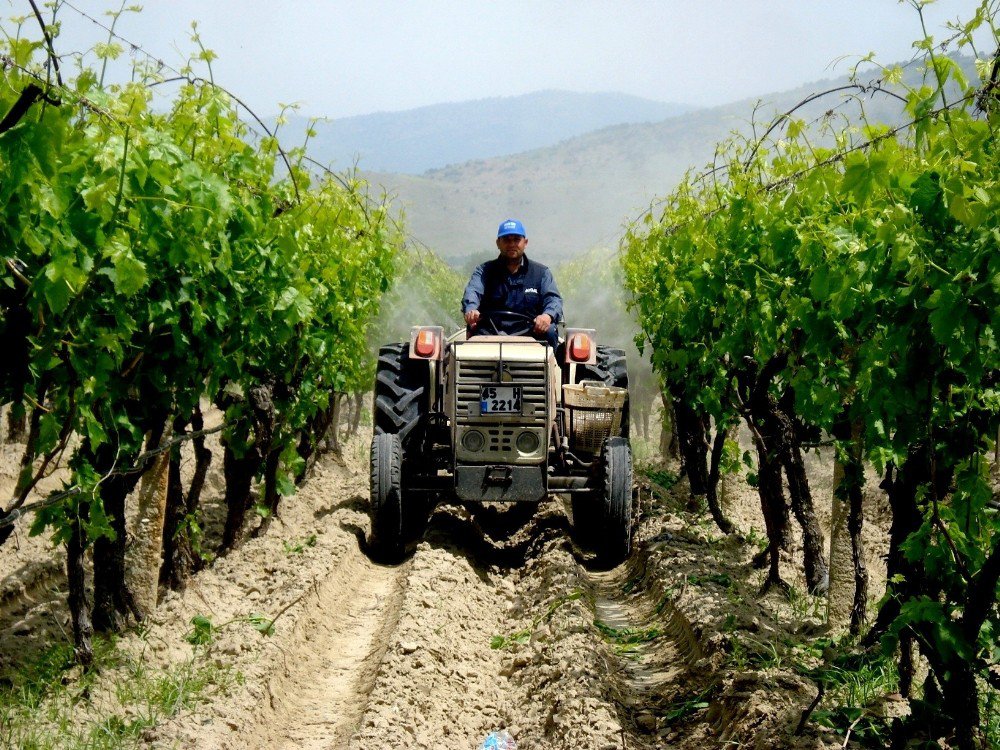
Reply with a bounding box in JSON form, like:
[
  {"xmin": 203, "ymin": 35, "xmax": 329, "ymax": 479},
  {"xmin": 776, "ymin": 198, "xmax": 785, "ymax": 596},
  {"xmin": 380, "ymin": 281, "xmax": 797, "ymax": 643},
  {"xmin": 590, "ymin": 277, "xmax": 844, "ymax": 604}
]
[
  {"xmin": 372, "ymin": 342, "xmax": 433, "ymax": 547},
  {"xmin": 374, "ymin": 343, "xmax": 426, "ymax": 441}
]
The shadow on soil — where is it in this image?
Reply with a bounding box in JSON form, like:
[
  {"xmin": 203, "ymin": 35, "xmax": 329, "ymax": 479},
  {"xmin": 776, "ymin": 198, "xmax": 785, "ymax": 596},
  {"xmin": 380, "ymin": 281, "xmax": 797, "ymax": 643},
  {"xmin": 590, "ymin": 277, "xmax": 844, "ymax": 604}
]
[
  {"xmin": 423, "ymin": 500, "xmax": 574, "ymax": 570},
  {"xmin": 349, "ymin": 496, "xmax": 590, "ymax": 571}
]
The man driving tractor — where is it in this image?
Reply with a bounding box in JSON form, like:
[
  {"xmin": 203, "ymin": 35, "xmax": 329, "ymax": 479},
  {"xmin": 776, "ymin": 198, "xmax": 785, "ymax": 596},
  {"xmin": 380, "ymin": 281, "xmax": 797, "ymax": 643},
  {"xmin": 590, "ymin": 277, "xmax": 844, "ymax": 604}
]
[
  {"xmin": 370, "ymin": 217, "xmax": 632, "ymax": 567},
  {"xmin": 461, "ymin": 218, "xmax": 563, "ymax": 347}
]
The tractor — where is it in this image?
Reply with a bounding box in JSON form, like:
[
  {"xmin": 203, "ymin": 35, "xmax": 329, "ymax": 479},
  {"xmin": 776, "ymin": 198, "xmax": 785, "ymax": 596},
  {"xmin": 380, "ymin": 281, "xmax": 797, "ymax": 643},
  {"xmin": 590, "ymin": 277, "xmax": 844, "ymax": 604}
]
[{"xmin": 369, "ymin": 310, "xmax": 631, "ymax": 565}]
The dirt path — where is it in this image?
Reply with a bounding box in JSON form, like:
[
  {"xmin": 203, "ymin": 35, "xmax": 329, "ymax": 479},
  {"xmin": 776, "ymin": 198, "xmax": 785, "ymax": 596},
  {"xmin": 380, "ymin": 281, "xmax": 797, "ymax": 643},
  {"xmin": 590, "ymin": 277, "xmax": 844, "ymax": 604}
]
[
  {"xmin": 142, "ymin": 447, "xmax": 417, "ymax": 750},
  {"xmin": 269, "ymin": 547, "xmax": 408, "ymax": 749},
  {"xmin": 350, "ymin": 510, "xmax": 517, "ymax": 748},
  {"xmin": 0, "ymin": 427, "xmax": 869, "ymax": 750},
  {"xmin": 588, "ymin": 563, "xmax": 691, "ymax": 743}
]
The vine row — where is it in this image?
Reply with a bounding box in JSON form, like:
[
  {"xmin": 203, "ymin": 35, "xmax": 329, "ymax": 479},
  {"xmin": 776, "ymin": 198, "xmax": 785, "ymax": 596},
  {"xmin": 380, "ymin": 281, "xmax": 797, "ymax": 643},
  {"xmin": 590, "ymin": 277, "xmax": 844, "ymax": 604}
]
[
  {"xmin": 623, "ymin": 5, "xmax": 1000, "ymax": 747},
  {"xmin": 0, "ymin": 8, "xmax": 401, "ymax": 662}
]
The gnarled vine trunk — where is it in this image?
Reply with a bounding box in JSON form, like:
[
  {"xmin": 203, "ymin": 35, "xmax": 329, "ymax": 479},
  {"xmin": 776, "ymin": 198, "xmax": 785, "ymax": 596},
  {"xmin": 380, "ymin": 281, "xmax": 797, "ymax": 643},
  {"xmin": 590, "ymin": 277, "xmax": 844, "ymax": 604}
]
[
  {"xmin": 220, "ymin": 383, "xmax": 275, "ymax": 552},
  {"xmin": 160, "ymin": 406, "xmax": 212, "ymax": 590},
  {"xmin": 66, "ymin": 506, "xmax": 93, "ymax": 665},
  {"xmin": 706, "ymin": 427, "xmax": 736, "ymax": 534},
  {"xmin": 296, "ymin": 392, "xmax": 338, "ymax": 485},
  {"xmin": 828, "ymin": 418, "xmax": 868, "ymax": 633},
  {"xmin": 127, "ymin": 423, "xmax": 172, "ymax": 617},
  {"xmin": 672, "ymin": 393, "xmax": 709, "ymax": 498},
  {"xmin": 659, "ymin": 390, "xmax": 679, "ymax": 460},
  {"xmin": 769, "ymin": 400, "xmax": 829, "ymax": 594},
  {"xmin": 90, "ymin": 417, "xmax": 165, "ymax": 632},
  {"xmin": 220, "ymin": 441, "xmax": 261, "ymax": 554},
  {"xmin": 863, "ymin": 446, "xmax": 930, "ymax": 647},
  {"xmin": 747, "ymin": 421, "xmax": 791, "ymax": 591},
  {"xmin": 6, "ymin": 406, "xmax": 26, "ymax": 443},
  {"xmin": 671, "ymin": 393, "xmax": 736, "ymax": 534},
  {"xmin": 348, "ymin": 391, "xmax": 363, "ymax": 438}
]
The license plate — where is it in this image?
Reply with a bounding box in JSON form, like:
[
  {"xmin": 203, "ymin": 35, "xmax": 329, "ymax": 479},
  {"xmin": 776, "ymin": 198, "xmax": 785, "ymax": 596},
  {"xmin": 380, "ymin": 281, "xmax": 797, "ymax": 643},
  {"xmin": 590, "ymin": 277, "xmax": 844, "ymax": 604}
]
[{"xmin": 480, "ymin": 386, "xmax": 522, "ymax": 414}]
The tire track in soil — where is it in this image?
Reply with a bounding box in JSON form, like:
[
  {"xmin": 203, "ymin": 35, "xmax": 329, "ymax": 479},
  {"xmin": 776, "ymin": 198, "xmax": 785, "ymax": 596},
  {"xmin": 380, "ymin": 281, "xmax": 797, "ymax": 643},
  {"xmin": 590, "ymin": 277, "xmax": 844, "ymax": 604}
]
[
  {"xmin": 258, "ymin": 546, "xmax": 410, "ymax": 750},
  {"xmin": 586, "ymin": 548, "xmax": 705, "ymax": 748},
  {"xmin": 350, "ymin": 500, "xmax": 700, "ymax": 750},
  {"xmin": 349, "ymin": 503, "xmax": 523, "ymax": 749},
  {"xmin": 0, "ymin": 558, "xmax": 65, "ymax": 622}
]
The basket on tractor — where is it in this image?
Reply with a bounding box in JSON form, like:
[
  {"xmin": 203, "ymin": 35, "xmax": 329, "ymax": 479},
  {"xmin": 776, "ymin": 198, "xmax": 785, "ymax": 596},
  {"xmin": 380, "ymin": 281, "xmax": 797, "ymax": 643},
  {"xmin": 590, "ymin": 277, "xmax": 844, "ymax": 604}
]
[{"xmin": 562, "ymin": 381, "xmax": 627, "ymax": 454}]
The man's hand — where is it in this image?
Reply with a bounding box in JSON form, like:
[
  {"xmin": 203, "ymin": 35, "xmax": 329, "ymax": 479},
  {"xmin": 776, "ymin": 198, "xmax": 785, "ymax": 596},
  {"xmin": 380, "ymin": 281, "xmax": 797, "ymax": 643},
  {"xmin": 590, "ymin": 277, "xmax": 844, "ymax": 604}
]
[
  {"xmin": 533, "ymin": 313, "xmax": 552, "ymax": 334},
  {"xmin": 464, "ymin": 309, "xmax": 480, "ymax": 330}
]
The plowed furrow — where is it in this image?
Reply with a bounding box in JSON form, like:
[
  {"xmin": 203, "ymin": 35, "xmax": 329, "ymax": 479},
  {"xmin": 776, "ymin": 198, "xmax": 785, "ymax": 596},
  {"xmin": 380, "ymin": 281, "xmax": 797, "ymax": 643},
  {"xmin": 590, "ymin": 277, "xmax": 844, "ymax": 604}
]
[{"xmin": 265, "ymin": 548, "xmax": 409, "ymax": 749}]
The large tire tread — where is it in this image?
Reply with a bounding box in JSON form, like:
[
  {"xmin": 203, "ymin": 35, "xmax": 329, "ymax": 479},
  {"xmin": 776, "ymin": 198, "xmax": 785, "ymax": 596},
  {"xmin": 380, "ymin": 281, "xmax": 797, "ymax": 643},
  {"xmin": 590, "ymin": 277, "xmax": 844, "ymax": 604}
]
[
  {"xmin": 369, "ymin": 432, "xmax": 404, "ymax": 561},
  {"xmin": 373, "ymin": 343, "xmax": 426, "ymax": 441},
  {"xmin": 594, "ymin": 436, "xmax": 633, "ymax": 567}
]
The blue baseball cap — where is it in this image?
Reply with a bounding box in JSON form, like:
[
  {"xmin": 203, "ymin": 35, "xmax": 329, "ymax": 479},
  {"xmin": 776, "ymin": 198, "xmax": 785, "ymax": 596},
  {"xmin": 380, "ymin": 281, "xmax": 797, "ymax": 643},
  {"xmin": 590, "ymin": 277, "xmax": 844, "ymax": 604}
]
[{"xmin": 497, "ymin": 218, "xmax": 526, "ymax": 238}]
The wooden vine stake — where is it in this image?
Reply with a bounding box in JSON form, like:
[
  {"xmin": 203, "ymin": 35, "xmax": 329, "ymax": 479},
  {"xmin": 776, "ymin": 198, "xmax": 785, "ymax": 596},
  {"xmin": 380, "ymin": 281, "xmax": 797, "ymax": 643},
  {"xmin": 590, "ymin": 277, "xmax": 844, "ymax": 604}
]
[
  {"xmin": 826, "ymin": 455, "xmax": 854, "ymax": 630},
  {"xmin": 126, "ymin": 422, "xmax": 173, "ymax": 615},
  {"xmin": 827, "ymin": 419, "xmax": 864, "ymax": 632}
]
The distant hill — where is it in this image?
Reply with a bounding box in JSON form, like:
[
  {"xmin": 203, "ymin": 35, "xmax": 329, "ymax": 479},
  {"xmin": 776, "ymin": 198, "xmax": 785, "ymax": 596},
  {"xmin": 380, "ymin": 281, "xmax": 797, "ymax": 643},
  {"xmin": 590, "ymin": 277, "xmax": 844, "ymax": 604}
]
[
  {"xmin": 286, "ymin": 91, "xmax": 690, "ymax": 174},
  {"xmin": 364, "ymin": 58, "xmax": 980, "ymax": 266}
]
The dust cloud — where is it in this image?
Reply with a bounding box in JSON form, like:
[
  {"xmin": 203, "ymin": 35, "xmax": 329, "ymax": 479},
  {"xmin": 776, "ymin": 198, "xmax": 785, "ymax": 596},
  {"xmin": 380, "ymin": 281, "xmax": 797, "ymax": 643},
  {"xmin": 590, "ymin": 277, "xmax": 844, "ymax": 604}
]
[{"xmin": 555, "ymin": 247, "xmax": 660, "ymax": 439}]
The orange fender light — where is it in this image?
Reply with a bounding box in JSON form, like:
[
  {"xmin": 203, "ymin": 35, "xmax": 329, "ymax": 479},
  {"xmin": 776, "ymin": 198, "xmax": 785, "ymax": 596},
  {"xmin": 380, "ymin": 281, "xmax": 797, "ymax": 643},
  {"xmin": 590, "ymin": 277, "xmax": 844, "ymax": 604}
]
[
  {"xmin": 569, "ymin": 333, "xmax": 592, "ymax": 362},
  {"xmin": 412, "ymin": 327, "xmax": 442, "ymax": 359}
]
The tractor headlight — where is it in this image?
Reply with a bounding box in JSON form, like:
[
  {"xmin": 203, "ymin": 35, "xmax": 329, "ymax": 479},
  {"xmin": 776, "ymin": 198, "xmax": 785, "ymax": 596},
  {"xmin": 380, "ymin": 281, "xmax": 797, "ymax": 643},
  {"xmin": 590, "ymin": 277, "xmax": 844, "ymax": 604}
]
[
  {"xmin": 462, "ymin": 429, "xmax": 485, "ymax": 452},
  {"xmin": 516, "ymin": 430, "xmax": 540, "ymax": 454}
]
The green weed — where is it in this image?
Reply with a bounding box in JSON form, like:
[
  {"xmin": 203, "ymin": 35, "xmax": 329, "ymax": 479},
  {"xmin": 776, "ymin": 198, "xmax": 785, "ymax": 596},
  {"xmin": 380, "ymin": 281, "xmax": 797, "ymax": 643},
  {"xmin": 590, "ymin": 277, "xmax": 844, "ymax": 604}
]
[
  {"xmin": 653, "ymin": 589, "xmax": 679, "ymax": 616},
  {"xmin": 726, "ymin": 633, "xmax": 786, "ymax": 671},
  {"xmin": 811, "ymin": 655, "xmax": 898, "ymax": 710},
  {"xmin": 785, "ymin": 584, "xmax": 825, "ymax": 628},
  {"xmin": 744, "ymin": 526, "xmax": 769, "ymax": 554},
  {"xmin": 793, "ymin": 644, "xmax": 899, "ymax": 744},
  {"xmin": 640, "ymin": 466, "xmax": 680, "ymax": 490},
  {"xmin": 0, "ymin": 635, "xmax": 237, "ymax": 750},
  {"xmin": 686, "ymin": 572, "xmax": 733, "ymax": 588},
  {"xmin": 811, "ymin": 708, "xmax": 890, "ymax": 747},
  {"xmin": 284, "ymin": 534, "xmax": 318, "ymax": 555},
  {"xmin": 490, "ymin": 590, "xmax": 584, "ymax": 650},
  {"xmin": 593, "ymin": 620, "xmax": 662, "ymax": 654},
  {"xmin": 184, "ymin": 612, "xmax": 275, "ymax": 646},
  {"xmin": 661, "ymin": 686, "xmax": 715, "ymax": 724}
]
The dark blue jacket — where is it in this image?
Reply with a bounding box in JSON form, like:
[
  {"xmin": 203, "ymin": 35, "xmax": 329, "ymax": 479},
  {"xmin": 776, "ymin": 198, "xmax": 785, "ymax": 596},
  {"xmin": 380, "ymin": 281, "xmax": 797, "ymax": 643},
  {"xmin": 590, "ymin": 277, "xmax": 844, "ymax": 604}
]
[{"xmin": 462, "ymin": 255, "xmax": 563, "ymax": 335}]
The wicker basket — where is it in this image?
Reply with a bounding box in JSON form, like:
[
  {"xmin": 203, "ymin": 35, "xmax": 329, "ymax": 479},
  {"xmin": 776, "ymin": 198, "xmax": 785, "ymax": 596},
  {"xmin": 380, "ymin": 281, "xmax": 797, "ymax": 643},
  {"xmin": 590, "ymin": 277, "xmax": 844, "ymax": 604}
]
[{"xmin": 563, "ymin": 380, "xmax": 627, "ymax": 454}]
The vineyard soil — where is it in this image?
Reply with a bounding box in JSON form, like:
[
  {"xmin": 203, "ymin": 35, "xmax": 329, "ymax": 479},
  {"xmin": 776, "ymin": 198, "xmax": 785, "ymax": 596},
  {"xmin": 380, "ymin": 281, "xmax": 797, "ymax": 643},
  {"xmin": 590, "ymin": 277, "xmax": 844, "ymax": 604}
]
[{"xmin": 0, "ymin": 419, "xmax": 894, "ymax": 749}]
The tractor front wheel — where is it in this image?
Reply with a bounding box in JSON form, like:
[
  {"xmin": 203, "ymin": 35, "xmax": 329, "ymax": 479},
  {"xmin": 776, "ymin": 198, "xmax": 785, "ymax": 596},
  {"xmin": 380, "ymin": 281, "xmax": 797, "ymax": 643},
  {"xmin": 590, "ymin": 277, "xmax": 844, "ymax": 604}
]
[
  {"xmin": 593, "ymin": 436, "xmax": 633, "ymax": 567},
  {"xmin": 369, "ymin": 432, "xmax": 404, "ymax": 562}
]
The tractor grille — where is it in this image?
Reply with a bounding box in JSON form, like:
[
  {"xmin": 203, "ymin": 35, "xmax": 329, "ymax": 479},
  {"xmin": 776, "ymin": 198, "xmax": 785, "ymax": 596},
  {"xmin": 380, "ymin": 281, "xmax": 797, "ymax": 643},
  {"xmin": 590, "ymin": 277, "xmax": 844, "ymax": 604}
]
[
  {"xmin": 487, "ymin": 427, "xmax": 515, "ymax": 452},
  {"xmin": 456, "ymin": 359, "xmax": 547, "ymax": 426}
]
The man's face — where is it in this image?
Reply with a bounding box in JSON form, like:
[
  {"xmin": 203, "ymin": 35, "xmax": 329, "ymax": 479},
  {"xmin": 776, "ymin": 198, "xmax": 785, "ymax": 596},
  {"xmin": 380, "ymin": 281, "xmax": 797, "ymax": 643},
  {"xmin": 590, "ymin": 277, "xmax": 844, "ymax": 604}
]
[{"xmin": 496, "ymin": 234, "xmax": 528, "ymax": 263}]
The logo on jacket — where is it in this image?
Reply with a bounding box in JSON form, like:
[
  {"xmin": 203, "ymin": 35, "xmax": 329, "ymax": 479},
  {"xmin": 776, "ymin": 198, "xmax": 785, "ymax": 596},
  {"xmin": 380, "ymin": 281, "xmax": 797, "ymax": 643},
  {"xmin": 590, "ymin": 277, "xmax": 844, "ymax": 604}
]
[{"xmin": 525, "ymin": 287, "xmax": 539, "ymax": 294}]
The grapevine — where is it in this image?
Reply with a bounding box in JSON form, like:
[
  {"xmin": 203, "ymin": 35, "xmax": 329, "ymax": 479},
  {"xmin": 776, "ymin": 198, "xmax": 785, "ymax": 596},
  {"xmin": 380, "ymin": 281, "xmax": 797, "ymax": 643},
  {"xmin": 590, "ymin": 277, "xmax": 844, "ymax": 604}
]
[
  {"xmin": 623, "ymin": 4, "xmax": 1000, "ymax": 746},
  {"xmin": 0, "ymin": 10, "xmax": 400, "ymax": 660}
]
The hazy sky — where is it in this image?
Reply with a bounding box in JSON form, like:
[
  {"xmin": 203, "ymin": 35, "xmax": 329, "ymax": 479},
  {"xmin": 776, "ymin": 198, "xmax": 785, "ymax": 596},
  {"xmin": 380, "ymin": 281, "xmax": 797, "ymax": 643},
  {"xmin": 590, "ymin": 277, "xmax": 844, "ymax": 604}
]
[{"xmin": 8, "ymin": 0, "xmax": 989, "ymax": 118}]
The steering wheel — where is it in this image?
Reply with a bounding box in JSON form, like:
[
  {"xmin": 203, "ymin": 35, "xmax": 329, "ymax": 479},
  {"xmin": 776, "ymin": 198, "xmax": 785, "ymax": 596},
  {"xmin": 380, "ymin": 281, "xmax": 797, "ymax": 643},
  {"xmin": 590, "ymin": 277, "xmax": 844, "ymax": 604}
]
[{"xmin": 477, "ymin": 310, "xmax": 535, "ymax": 336}]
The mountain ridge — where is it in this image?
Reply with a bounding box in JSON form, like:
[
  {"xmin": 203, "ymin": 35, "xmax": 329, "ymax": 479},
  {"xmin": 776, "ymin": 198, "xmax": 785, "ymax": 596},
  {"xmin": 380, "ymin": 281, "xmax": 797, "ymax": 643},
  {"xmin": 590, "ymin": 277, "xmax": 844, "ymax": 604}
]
[
  {"xmin": 364, "ymin": 57, "xmax": 980, "ymax": 266},
  {"xmin": 284, "ymin": 90, "xmax": 691, "ymax": 174}
]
